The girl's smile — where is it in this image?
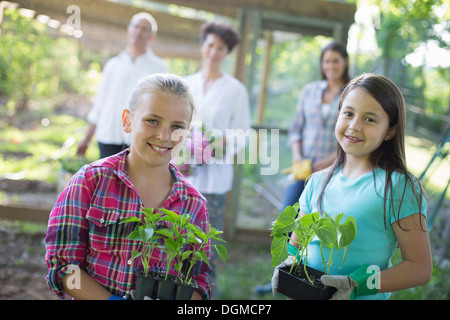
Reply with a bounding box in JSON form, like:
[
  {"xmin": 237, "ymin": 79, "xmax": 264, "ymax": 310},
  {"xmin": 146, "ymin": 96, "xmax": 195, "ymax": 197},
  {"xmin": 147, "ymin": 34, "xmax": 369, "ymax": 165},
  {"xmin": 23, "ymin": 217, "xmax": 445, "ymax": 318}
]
[
  {"xmin": 148, "ymin": 142, "xmax": 172, "ymax": 155},
  {"xmin": 344, "ymin": 134, "xmax": 364, "ymax": 143}
]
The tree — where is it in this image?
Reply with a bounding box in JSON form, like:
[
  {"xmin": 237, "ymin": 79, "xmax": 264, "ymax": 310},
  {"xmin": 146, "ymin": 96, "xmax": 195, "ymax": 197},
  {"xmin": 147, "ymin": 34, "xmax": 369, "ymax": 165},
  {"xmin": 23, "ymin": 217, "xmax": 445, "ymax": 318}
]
[
  {"xmin": 371, "ymin": 0, "xmax": 449, "ymax": 132},
  {"xmin": 0, "ymin": 8, "xmax": 99, "ymax": 123}
]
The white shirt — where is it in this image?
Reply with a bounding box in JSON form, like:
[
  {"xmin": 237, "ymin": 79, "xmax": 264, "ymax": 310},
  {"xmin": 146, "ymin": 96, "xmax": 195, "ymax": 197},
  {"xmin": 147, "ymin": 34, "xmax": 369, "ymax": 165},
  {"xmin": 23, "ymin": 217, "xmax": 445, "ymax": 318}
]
[
  {"xmin": 185, "ymin": 71, "xmax": 251, "ymax": 194},
  {"xmin": 87, "ymin": 48, "xmax": 168, "ymax": 145}
]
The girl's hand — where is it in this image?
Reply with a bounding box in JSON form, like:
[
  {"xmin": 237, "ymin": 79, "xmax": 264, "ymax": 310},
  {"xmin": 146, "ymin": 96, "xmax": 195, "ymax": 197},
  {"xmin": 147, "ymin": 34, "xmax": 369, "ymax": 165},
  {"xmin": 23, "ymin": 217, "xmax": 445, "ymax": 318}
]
[{"xmin": 321, "ymin": 264, "xmax": 379, "ymax": 300}]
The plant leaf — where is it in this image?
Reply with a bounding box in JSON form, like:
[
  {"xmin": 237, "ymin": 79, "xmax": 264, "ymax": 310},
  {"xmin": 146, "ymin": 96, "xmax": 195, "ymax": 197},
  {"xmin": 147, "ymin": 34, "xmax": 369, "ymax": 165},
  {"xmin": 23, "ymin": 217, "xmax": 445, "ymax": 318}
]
[
  {"xmin": 270, "ymin": 206, "xmax": 298, "ymax": 236},
  {"xmin": 127, "ymin": 230, "xmax": 142, "ymax": 241},
  {"xmin": 175, "ymin": 261, "xmax": 183, "ymax": 273},
  {"xmin": 215, "ymin": 244, "xmax": 228, "ymax": 263},
  {"xmin": 120, "ymin": 216, "xmax": 142, "ymax": 224},
  {"xmin": 270, "ymin": 236, "xmax": 288, "ymax": 267},
  {"xmin": 300, "ymin": 212, "xmax": 320, "ymax": 227},
  {"xmin": 159, "ymin": 208, "xmax": 180, "ymax": 223},
  {"xmin": 143, "ymin": 207, "xmax": 154, "ymax": 215},
  {"xmin": 132, "ymin": 250, "xmax": 142, "ymax": 259},
  {"xmin": 337, "ymin": 216, "xmax": 357, "ymax": 248},
  {"xmin": 155, "ymin": 228, "xmax": 173, "ymax": 239},
  {"xmin": 314, "ymin": 218, "xmax": 337, "ymax": 248},
  {"xmin": 182, "ymin": 250, "xmax": 193, "ymax": 261},
  {"xmin": 196, "ymin": 250, "xmax": 210, "ymax": 266},
  {"xmin": 164, "ymin": 237, "xmax": 177, "ymax": 252},
  {"xmin": 139, "ymin": 226, "xmax": 154, "ymax": 243}
]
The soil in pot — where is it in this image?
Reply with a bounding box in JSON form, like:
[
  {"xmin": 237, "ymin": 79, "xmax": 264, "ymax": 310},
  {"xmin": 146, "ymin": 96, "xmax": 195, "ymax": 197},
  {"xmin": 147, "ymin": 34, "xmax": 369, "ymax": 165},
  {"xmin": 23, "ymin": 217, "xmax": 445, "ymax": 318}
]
[{"xmin": 278, "ymin": 265, "xmax": 336, "ymax": 300}]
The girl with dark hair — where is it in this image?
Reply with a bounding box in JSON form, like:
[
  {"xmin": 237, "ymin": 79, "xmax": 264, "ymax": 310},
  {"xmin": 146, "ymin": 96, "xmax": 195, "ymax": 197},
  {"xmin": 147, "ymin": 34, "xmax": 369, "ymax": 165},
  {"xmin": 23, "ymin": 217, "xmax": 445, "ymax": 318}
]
[
  {"xmin": 273, "ymin": 73, "xmax": 432, "ymax": 300},
  {"xmin": 282, "ymin": 41, "xmax": 350, "ymax": 208}
]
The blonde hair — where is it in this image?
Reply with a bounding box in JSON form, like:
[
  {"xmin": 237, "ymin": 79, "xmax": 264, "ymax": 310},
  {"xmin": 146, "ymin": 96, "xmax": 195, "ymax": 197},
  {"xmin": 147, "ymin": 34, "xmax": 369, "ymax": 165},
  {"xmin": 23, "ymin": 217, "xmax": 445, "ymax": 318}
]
[{"xmin": 127, "ymin": 73, "xmax": 195, "ymax": 123}]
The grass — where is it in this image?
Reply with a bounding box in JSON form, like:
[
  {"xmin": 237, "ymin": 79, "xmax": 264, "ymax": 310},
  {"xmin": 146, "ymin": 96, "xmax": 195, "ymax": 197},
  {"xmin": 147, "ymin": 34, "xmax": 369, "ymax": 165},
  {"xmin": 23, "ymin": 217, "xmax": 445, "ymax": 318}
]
[
  {"xmin": 405, "ymin": 135, "xmax": 449, "ymax": 195},
  {"xmin": 0, "ymin": 114, "xmax": 98, "ymax": 183},
  {"xmin": 214, "ymin": 241, "xmax": 276, "ymax": 300}
]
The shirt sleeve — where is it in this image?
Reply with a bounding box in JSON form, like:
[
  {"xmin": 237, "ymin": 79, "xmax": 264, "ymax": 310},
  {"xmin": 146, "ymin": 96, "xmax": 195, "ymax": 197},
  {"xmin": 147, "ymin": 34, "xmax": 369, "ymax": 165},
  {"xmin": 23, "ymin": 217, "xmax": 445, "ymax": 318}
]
[{"xmin": 45, "ymin": 167, "xmax": 93, "ymax": 298}]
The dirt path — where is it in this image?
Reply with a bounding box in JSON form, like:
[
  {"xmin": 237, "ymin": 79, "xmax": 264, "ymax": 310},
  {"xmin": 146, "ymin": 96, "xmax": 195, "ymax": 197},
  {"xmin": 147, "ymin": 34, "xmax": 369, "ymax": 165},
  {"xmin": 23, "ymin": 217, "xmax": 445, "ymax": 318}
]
[{"xmin": 0, "ymin": 225, "xmax": 56, "ymax": 300}]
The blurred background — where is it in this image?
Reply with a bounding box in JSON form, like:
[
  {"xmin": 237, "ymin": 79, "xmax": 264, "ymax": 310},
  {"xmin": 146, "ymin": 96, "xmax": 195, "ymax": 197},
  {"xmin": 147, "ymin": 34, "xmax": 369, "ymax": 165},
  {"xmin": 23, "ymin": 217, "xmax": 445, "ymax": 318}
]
[{"xmin": 0, "ymin": 0, "xmax": 448, "ymax": 300}]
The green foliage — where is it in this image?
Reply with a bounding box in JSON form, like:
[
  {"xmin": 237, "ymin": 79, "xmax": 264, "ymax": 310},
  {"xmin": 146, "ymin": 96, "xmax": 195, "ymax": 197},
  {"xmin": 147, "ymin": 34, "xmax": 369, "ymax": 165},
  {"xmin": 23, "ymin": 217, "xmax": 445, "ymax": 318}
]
[
  {"xmin": 121, "ymin": 207, "xmax": 227, "ymax": 286},
  {"xmin": 376, "ymin": 0, "xmax": 445, "ymax": 58},
  {"xmin": 166, "ymin": 58, "xmax": 199, "ymax": 76},
  {"xmin": 261, "ymin": 36, "xmax": 327, "ymax": 129},
  {"xmin": 0, "ymin": 114, "xmax": 96, "ymax": 184},
  {"xmin": 370, "ymin": 0, "xmax": 449, "ymax": 128},
  {"xmin": 270, "ymin": 204, "xmax": 357, "ymax": 284},
  {"xmin": 0, "ymin": 8, "xmax": 99, "ymax": 119}
]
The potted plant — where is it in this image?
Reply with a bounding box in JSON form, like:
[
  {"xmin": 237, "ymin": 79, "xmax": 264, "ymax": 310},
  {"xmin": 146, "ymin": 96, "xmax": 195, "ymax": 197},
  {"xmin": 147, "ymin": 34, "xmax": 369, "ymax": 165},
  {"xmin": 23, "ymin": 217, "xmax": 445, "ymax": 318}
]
[
  {"xmin": 270, "ymin": 203, "xmax": 357, "ymax": 300},
  {"xmin": 120, "ymin": 207, "xmax": 227, "ymax": 300}
]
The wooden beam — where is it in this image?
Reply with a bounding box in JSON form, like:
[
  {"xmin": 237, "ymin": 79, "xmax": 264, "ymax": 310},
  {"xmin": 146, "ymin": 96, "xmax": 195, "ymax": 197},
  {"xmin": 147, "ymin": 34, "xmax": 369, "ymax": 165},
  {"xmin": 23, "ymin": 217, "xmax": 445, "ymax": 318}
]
[
  {"xmin": 150, "ymin": 0, "xmax": 239, "ymax": 19},
  {"xmin": 233, "ymin": 227, "xmax": 272, "ymax": 245},
  {"xmin": 256, "ymin": 31, "xmax": 273, "ymax": 125},
  {"xmin": 152, "ymin": 0, "xmax": 356, "ymax": 24},
  {"xmin": 9, "ymin": 0, "xmax": 203, "ymax": 58},
  {"xmin": 0, "ymin": 204, "xmax": 49, "ymax": 224}
]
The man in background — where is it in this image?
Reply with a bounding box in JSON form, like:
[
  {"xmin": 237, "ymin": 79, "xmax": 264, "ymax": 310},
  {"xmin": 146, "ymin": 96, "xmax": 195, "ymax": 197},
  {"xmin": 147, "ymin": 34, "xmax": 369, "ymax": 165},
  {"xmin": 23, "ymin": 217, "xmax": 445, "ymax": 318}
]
[{"xmin": 77, "ymin": 12, "xmax": 168, "ymax": 158}]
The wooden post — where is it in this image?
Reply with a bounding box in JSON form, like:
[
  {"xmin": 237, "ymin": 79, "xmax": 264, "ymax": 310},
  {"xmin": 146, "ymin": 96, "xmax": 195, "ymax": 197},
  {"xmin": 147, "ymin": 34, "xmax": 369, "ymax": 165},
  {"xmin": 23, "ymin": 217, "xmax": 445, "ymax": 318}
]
[
  {"xmin": 255, "ymin": 30, "xmax": 273, "ymax": 125},
  {"xmin": 226, "ymin": 8, "xmax": 262, "ymax": 240}
]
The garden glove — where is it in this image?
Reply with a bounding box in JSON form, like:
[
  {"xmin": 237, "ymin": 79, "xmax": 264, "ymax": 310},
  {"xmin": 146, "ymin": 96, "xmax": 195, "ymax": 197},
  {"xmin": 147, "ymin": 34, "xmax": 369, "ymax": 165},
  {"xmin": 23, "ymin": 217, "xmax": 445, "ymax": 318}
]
[
  {"xmin": 282, "ymin": 159, "xmax": 312, "ymax": 181},
  {"xmin": 271, "ymin": 243, "xmax": 299, "ymax": 295},
  {"xmin": 320, "ymin": 264, "xmax": 379, "ymax": 300}
]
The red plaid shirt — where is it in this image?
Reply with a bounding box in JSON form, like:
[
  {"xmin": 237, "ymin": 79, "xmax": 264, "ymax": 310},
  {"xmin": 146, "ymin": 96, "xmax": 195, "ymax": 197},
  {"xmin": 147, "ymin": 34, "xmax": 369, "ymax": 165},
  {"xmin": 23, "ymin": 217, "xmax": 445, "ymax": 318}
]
[{"xmin": 45, "ymin": 150, "xmax": 211, "ymax": 299}]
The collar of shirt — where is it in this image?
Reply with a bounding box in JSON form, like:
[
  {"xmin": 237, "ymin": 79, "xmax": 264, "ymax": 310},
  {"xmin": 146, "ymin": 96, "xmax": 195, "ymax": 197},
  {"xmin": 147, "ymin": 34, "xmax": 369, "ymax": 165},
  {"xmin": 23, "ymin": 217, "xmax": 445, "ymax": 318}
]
[{"xmin": 108, "ymin": 149, "xmax": 190, "ymax": 204}]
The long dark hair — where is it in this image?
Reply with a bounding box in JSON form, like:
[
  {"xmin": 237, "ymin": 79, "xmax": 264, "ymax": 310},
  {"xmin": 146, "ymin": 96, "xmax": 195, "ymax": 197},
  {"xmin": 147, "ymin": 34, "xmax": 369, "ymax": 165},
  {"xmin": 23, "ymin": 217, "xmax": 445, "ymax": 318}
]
[
  {"xmin": 320, "ymin": 41, "xmax": 350, "ymax": 84},
  {"xmin": 318, "ymin": 73, "xmax": 425, "ymax": 230}
]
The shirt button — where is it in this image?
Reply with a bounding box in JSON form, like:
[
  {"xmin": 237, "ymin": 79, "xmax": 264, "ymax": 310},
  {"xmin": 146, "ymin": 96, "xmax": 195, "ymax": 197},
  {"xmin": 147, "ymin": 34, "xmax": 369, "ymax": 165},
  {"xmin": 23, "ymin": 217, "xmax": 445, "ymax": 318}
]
[
  {"xmin": 100, "ymin": 218, "xmax": 105, "ymax": 224},
  {"xmin": 127, "ymin": 259, "xmax": 132, "ymax": 265}
]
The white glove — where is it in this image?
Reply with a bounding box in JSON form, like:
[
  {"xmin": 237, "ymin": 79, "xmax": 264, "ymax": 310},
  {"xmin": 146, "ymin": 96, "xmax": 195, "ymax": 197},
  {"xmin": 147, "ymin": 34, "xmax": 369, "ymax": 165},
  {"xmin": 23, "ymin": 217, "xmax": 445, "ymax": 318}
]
[
  {"xmin": 271, "ymin": 255, "xmax": 296, "ymax": 295},
  {"xmin": 320, "ymin": 275, "xmax": 357, "ymax": 300}
]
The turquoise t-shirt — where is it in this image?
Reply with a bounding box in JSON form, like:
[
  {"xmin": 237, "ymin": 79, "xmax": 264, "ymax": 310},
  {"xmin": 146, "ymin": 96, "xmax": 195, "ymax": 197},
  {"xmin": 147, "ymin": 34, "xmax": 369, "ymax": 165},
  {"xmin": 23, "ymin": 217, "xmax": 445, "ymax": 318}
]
[{"xmin": 299, "ymin": 167, "xmax": 427, "ymax": 300}]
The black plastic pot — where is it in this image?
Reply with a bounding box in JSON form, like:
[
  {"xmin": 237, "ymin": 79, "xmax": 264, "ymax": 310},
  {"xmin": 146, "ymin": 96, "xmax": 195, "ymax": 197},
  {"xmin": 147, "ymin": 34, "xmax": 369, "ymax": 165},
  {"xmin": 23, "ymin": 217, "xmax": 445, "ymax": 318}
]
[
  {"xmin": 135, "ymin": 273, "xmax": 159, "ymax": 300},
  {"xmin": 174, "ymin": 283, "xmax": 196, "ymax": 300},
  {"xmin": 155, "ymin": 275, "xmax": 178, "ymax": 300},
  {"xmin": 278, "ymin": 265, "xmax": 336, "ymax": 300},
  {"xmin": 135, "ymin": 272, "xmax": 196, "ymax": 300}
]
